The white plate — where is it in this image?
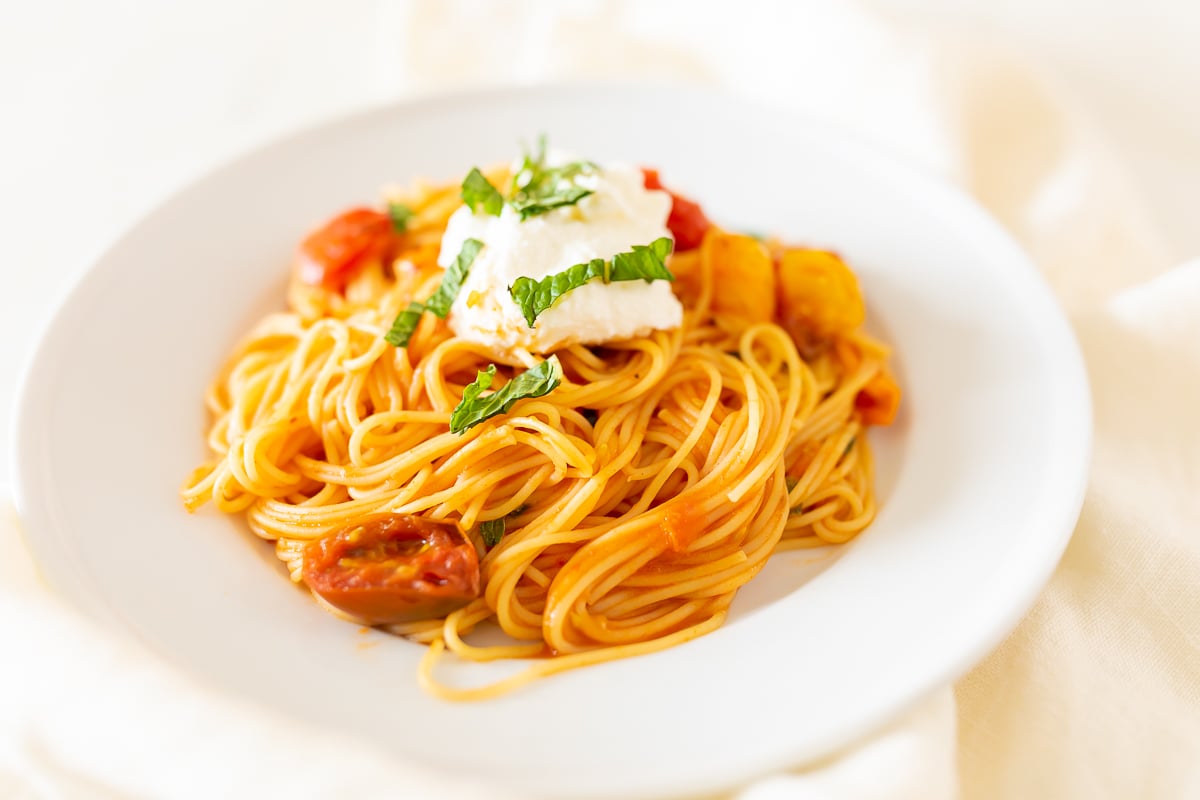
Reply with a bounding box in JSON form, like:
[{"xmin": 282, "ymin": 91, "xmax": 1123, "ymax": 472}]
[{"xmin": 11, "ymin": 85, "xmax": 1090, "ymax": 799}]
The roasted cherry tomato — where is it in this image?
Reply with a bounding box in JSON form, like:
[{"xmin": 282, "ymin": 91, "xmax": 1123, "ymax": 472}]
[
  {"xmin": 301, "ymin": 514, "xmax": 481, "ymax": 625},
  {"xmin": 297, "ymin": 207, "xmax": 397, "ymax": 291},
  {"xmin": 641, "ymin": 168, "xmax": 714, "ymax": 251},
  {"xmin": 855, "ymin": 371, "xmax": 902, "ymax": 426}
]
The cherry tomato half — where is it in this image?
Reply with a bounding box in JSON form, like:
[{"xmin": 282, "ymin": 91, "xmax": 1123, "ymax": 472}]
[
  {"xmin": 641, "ymin": 168, "xmax": 714, "ymax": 252},
  {"xmin": 301, "ymin": 514, "xmax": 481, "ymax": 625},
  {"xmin": 297, "ymin": 207, "xmax": 397, "ymax": 291}
]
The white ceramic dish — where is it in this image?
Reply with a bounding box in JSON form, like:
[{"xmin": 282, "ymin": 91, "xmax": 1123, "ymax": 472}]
[{"xmin": 12, "ymin": 84, "xmax": 1090, "ymax": 799}]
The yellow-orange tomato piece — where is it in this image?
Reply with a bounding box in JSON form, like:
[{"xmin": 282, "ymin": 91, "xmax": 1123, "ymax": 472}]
[
  {"xmin": 833, "ymin": 337, "xmax": 862, "ymax": 374},
  {"xmin": 777, "ymin": 249, "xmax": 866, "ymax": 342},
  {"xmin": 666, "ymin": 249, "xmax": 703, "ymax": 307},
  {"xmin": 855, "ymin": 371, "xmax": 901, "ymax": 426},
  {"xmin": 701, "ymin": 231, "xmax": 776, "ymax": 323}
]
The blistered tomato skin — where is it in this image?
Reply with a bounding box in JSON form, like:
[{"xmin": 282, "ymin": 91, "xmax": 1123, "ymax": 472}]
[
  {"xmin": 641, "ymin": 168, "xmax": 714, "ymax": 251},
  {"xmin": 297, "ymin": 207, "xmax": 396, "ymax": 291},
  {"xmin": 301, "ymin": 514, "xmax": 481, "ymax": 625}
]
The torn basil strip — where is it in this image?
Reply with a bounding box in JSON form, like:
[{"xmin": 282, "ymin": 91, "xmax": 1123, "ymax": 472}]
[
  {"xmin": 478, "ymin": 518, "xmax": 505, "ymax": 548},
  {"xmin": 423, "ymin": 238, "xmax": 484, "ymax": 318},
  {"xmin": 449, "ymin": 356, "xmax": 563, "ymax": 434},
  {"xmin": 384, "ymin": 238, "xmax": 484, "ymax": 347},
  {"xmin": 508, "ymin": 237, "xmax": 674, "ymax": 327},
  {"xmin": 461, "ymin": 169, "xmax": 504, "ymax": 217},
  {"xmin": 387, "ymin": 201, "xmax": 414, "ymax": 232},
  {"xmin": 384, "ymin": 301, "xmax": 426, "ymax": 347}
]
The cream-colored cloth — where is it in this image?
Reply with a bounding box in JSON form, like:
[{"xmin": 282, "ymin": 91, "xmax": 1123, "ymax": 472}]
[
  {"xmin": 955, "ymin": 259, "xmax": 1200, "ymax": 800},
  {"xmin": 3, "ymin": 1, "xmax": 1198, "ymax": 798}
]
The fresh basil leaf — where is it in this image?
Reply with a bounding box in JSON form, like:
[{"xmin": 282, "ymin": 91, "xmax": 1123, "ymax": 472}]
[
  {"xmin": 608, "ymin": 237, "xmax": 674, "ymax": 282},
  {"xmin": 461, "ymin": 168, "xmax": 503, "ymax": 216},
  {"xmin": 529, "ymin": 134, "xmax": 548, "ymax": 173},
  {"xmin": 510, "ymin": 259, "xmax": 607, "ymax": 326},
  {"xmin": 425, "ymin": 238, "xmax": 484, "ymax": 318},
  {"xmin": 384, "ymin": 301, "xmax": 426, "ymax": 347},
  {"xmin": 509, "ymin": 137, "xmax": 596, "ymax": 220},
  {"xmin": 479, "ymin": 500, "xmax": 531, "ymax": 547},
  {"xmin": 388, "ymin": 201, "xmax": 414, "ymax": 232},
  {"xmin": 510, "ymin": 134, "xmax": 549, "ymax": 195},
  {"xmin": 511, "ymin": 185, "xmax": 594, "ymax": 221},
  {"xmin": 842, "ymin": 436, "xmax": 857, "ymax": 459},
  {"xmin": 478, "ymin": 518, "xmax": 505, "ymax": 548},
  {"xmin": 456, "ymin": 364, "xmax": 496, "ymax": 414},
  {"xmin": 508, "ymin": 237, "xmax": 674, "ymax": 327},
  {"xmin": 514, "ymin": 158, "xmax": 594, "ymax": 196},
  {"xmin": 449, "ymin": 356, "xmax": 563, "ymax": 434},
  {"xmin": 384, "ymin": 238, "xmax": 483, "ymax": 347}
]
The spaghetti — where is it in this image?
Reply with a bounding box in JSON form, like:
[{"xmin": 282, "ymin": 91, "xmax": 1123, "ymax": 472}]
[{"xmin": 182, "ymin": 155, "xmax": 900, "ymax": 700}]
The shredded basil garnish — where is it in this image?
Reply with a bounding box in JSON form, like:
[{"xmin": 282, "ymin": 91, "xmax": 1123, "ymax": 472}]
[
  {"xmin": 478, "ymin": 518, "xmax": 505, "ymax": 548},
  {"xmin": 388, "ymin": 201, "xmax": 414, "ymax": 232},
  {"xmin": 459, "ymin": 136, "xmax": 596, "ymax": 222},
  {"xmin": 509, "ymin": 138, "xmax": 596, "ymax": 220},
  {"xmin": 384, "ymin": 238, "xmax": 483, "ymax": 347},
  {"xmin": 383, "ymin": 301, "xmax": 427, "ymax": 348},
  {"xmin": 449, "ymin": 356, "xmax": 563, "ymax": 434},
  {"xmin": 509, "ymin": 237, "xmax": 674, "ymax": 327},
  {"xmin": 424, "ymin": 238, "xmax": 483, "ymax": 317},
  {"xmin": 842, "ymin": 436, "xmax": 857, "ymax": 459},
  {"xmin": 478, "ymin": 502, "xmax": 534, "ymax": 548},
  {"xmin": 461, "ymin": 168, "xmax": 504, "ymax": 217}
]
